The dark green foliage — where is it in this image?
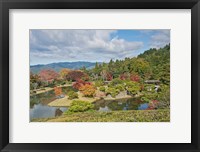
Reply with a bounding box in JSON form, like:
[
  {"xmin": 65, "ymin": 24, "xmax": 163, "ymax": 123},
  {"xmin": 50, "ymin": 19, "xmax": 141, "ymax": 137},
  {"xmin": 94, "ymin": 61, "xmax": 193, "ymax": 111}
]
[
  {"xmin": 88, "ymin": 44, "xmax": 170, "ymax": 83},
  {"xmin": 141, "ymin": 97, "xmax": 151, "ymax": 103},
  {"xmin": 138, "ymin": 44, "xmax": 170, "ymax": 83},
  {"xmin": 68, "ymin": 100, "xmax": 94, "ymax": 112},
  {"xmin": 157, "ymin": 85, "xmax": 170, "ymax": 109},
  {"xmin": 125, "ymin": 81, "xmax": 141, "ymax": 95},
  {"xmin": 68, "ymin": 91, "xmax": 78, "ymax": 100},
  {"xmin": 47, "ymin": 82, "xmax": 56, "ymax": 88},
  {"xmin": 62, "ymin": 86, "xmax": 77, "ymax": 94},
  {"xmin": 109, "ymin": 78, "xmax": 124, "ymax": 86}
]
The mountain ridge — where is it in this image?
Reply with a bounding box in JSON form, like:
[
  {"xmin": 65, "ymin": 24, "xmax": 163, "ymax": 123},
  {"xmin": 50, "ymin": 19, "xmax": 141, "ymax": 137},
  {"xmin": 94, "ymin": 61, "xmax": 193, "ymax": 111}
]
[{"xmin": 30, "ymin": 61, "xmax": 98, "ymax": 74}]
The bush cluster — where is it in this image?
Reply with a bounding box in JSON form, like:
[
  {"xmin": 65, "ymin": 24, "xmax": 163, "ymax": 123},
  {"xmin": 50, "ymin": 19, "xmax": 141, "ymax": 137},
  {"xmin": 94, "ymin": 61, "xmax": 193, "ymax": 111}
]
[
  {"xmin": 99, "ymin": 86, "xmax": 106, "ymax": 92},
  {"xmin": 95, "ymin": 80, "xmax": 104, "ymax": 87},
  {"xmin": 67, "ymin": 91, "xmax": 78, "ymax": 100},
  {"xmin": 106, "ymin": 87, "xmax": 120, "ymax": 98},
  {"xmin": 68, "ymin": 100, "xmax": 94, "ymax": 112}
]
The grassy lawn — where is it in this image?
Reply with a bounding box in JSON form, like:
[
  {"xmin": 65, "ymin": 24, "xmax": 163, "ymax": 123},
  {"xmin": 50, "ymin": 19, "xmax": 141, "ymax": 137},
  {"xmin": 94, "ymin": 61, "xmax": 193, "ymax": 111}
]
[{"xmin": 31, "ymin": 109, "xmax": 170, "ymax": 122}]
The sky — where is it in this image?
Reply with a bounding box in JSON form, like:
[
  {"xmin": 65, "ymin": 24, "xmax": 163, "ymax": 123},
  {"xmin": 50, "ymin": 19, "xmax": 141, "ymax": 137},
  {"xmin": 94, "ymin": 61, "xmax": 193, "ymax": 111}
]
[{"xmin": 30, "ymin": 29, "xmax": 170, "ymax": 65}]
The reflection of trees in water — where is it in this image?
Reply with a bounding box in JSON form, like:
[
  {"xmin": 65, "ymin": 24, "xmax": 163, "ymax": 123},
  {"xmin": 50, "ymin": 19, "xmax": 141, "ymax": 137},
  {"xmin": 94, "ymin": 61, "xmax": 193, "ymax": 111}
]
[
  {"xmin": 126, "ymin": 99, "xmax": 146, "ymax": 110},
  {"xmin": 30, "ymin": 90, "xmax": 55, "ymax": 108},
  {"xmin": 107, "ymin": 101, "xmax": 126, "ymax": 110},
  {"xmin": 94, "ymin": 98, "xmax": 146, "ymax": 111},
  {"xmin": 55, "ymin": 108, "xmax": 63, "ymax": 117},
  {"xmin": 93, "ymin": 99, "xmax": 107, "ymax": 110},
  {"xmin": 30, "ymin": 87, "xmax": 75, "ymax": 108}
]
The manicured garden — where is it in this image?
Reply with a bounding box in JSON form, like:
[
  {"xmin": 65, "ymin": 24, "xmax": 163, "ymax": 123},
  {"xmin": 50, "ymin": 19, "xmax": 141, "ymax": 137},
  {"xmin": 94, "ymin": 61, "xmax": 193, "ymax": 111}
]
[{"xmin": 30, "ymin": 45, "xmax": 170, "ymax": 122}]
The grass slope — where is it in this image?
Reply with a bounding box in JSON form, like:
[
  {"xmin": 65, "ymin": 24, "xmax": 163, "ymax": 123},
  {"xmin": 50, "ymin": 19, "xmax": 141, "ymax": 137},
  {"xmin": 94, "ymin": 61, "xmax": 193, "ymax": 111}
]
[{"xmin": 32, "ymin": 109, "xmax": 170, "ymax": 122}]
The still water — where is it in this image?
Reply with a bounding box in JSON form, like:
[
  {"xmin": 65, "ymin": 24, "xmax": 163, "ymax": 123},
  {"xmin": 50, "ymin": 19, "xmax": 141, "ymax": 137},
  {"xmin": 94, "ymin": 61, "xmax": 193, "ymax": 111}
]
[
  {"xmin": 30, "ymin": 89, "xmax": 149, "ymax": 120},
  {"xmin": 30, "ymin": 104, "xmax": 67, "ymax": 120},
  {"xmin": 93, "ymin": 98, "xmax": 149, "ymax": 112}
]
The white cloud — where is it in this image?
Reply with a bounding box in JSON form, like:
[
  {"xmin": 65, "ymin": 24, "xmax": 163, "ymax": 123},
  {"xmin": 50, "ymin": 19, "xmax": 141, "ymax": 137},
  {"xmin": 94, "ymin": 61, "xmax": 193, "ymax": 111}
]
[
  {"xmin": 30, "ymin": 30, "xmax": 144, "ymax": 64},
  {"xmin": 149, "ymin": 30, "xmax": 170, "ymax": 49}
]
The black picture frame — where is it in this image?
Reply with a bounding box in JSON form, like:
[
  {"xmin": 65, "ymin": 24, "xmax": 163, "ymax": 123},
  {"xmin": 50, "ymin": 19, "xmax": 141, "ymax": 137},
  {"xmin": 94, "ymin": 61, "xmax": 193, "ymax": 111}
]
[{"xmin": 0, "ymin": 0, "xmax": 200, "ymax": 151}]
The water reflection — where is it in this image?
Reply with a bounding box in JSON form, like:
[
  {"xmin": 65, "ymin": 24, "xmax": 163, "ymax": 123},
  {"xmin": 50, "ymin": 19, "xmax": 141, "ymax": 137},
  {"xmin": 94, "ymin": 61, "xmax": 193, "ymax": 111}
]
[
  {"xmin": 138, "ymin": 103, "xmax": 149, "ymax": 110},
  {"xmin": 30, "ymin": 103, "xmax": 67, "ymax": 120},
  {"xmin": 94, "ymin": 98, "xmax": 149, "ymax": 112},
  {"xmin": 30, "ymin": 87, "xmax": 150, "ymax": 120}
]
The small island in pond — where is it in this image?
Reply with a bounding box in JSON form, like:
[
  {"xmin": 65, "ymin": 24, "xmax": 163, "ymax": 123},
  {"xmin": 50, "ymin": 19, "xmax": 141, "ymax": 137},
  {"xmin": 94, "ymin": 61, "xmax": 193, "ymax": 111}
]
[{"xmin": 30, "ymin": 29, "xmax": 170, "ymax": 122}]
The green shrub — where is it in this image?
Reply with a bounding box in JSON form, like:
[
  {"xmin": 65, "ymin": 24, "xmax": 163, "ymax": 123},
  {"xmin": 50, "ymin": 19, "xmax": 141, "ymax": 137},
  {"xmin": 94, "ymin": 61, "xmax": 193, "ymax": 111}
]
[
  {"xmin": 99, "ymin": 86, "xmax": 106, "ymax": 92},
  {"xmin": 48, "ymin": 83, "xmax": 56, "ymax": 88},
  {"xmin": 144, "ymin": 84, "xmax": 155, "ymax": 92},
  {"xmin": 68, "ymin": 91, "xmax": 78, "ymax": 100},
  {"xmin": 95, "ymin": 80, "xmax": 104, "ymax": 87},
  {"xmin": 106, "ymin": 87, "xmax": 119, "ymax": 98},
  {"xmin": 68, "ymin": 100, "xmax": 94, "ymax": 112},
  {"xmin": 61, "ymin": 81, "xmax": 66, "ymax": 85},
  {"xmin": 141, "ymin": 92, "xmax": 158, "ymax": 103},
  {"xmin": 157, "ymin": 86, "xmax": 170, "ymax": 109},
  {"xmin": 109, "ymin": 78, "xmax": 124, "ymax": 87},
  {"xmin": 141, "ymin": 97, "xmax": 150, "ymax": 103},
  {"xmin": 115, "ymin": 84, "xmax": 125, "ymax": 91},
  {"xmin": 125, "ymin": 81, "xmax": 140, "ymax": 95}
]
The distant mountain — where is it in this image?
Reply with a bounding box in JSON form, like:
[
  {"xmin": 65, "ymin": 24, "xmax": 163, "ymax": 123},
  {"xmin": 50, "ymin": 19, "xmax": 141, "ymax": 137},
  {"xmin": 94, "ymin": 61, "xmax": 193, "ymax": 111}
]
[{"xmin": 30, "ymin": 61, "xmax": 97, "ymax": 74}]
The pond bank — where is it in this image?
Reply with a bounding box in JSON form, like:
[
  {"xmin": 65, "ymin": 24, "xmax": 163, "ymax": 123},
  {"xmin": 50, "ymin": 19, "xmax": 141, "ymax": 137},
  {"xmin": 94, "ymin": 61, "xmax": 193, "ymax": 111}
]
[
  {"xmin": 48, "ymin": 91, "xmax": 100, "ymax": 107},
  {"xmin": 31, "ymin": 109, "xmax": 170, "ymax": 122},
  {"xmin": 47, "ymin": 91, "xmax": 133, "ymax": 107},
  {"xmin": 30, "ymin": 84, "xmax": 72, "ymax": 96}
]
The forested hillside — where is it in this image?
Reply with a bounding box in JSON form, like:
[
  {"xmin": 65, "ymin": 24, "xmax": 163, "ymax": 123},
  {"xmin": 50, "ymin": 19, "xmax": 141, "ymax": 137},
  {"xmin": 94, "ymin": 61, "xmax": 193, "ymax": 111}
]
[{"xmin": 88, "ymin": 44, "xmax": 170, "ymax": 84}]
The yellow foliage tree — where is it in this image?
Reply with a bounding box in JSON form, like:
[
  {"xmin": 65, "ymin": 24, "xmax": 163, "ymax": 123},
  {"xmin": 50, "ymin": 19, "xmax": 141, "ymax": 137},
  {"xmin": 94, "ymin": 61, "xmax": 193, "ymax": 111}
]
[{"xmin": 59, "ymin": 68, "xmax": 71, "ymax": 80}]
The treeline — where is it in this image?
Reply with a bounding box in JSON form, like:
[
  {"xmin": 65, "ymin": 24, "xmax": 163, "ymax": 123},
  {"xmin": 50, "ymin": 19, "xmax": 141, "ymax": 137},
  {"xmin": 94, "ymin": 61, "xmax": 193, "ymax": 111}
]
[
  {"xmin": 85, "ymin": 44, "xmax": 170, "ymax": 84},
  {"xmin": 30, "ymin": 44, "xmax": 170, "ymax": 90}
]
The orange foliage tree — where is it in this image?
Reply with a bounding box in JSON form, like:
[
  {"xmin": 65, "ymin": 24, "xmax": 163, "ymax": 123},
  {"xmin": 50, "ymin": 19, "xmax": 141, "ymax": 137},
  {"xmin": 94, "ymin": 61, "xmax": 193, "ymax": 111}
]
[
  {"xmin": 80, "ymin": 84, "xmax": 96, "ymax": 97},
  {"xmin": 72, "ymin": 79, "xmax": 92, "ymax": 90},
  {"xmin": 54, "ymin": 87, "xmax": 62, "ymax": 96}
]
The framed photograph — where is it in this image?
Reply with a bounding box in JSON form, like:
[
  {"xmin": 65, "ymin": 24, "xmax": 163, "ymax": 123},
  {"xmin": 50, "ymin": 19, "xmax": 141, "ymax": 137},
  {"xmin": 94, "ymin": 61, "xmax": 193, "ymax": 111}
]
[{"xmin": 0, "ymin": 0, "xmax": 199, "ymax": 151}]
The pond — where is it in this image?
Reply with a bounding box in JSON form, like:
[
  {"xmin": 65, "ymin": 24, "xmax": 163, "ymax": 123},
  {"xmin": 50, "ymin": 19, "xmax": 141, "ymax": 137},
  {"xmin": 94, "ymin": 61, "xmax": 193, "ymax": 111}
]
[
  {"xmin": 30, "ymin": 88, "xmax": 150, "ymax": 120},
  {"xmin": 30, "ymin": 88, "xmax": 69, "ymax": 120},
  {"xmin": 30, "ymin": 104, "xmax": 67, "ymax": 120},
  {"xmin": 93, "ymin": 98, "xmax": 149, "ymax": 112}
]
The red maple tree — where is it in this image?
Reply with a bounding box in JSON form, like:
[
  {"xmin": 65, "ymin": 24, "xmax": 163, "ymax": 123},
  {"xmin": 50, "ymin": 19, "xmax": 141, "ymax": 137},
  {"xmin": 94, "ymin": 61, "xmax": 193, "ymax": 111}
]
[{"xmin": 39, "ymin": 69, "xmax": 59, "ymax": 82}]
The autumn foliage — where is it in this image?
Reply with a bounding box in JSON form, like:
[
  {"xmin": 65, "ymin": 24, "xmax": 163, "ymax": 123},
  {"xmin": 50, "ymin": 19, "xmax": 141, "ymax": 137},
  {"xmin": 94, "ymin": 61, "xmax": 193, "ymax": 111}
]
[
  {"xmin": 54, "ymin": 87, "xmax": 62, "ymax": 96},
  {"xmin": 130, "ymin": 74, "xmax": 140, "ymax": 82},
  {"xmin": 67, "ymin": 70, "xmax": 89, "ymax": 81},
  {"xmin": 59, "ymin": 68, "xmax": 71, "ymax": 79},
  {"xmin": 39, "ymin": 69, "xmax": 59, "ymax": 82},
  {"xmin": 147, "ymin": 100, "xmax": 159, "ymax": 110},
  {"xmin": 119, "ymin": 73, "xmax": 129, "ymax": 80},
  {"xmin": 106, "ymin": 73, "xmax": 113, "ymax": 81},
  {"xmin": 80, "ymin": 84, "xmax": 96, "ymax": 97},
  {"xmin": 72, "ymin": 79, "xmax": 92, "ymax": 90}
]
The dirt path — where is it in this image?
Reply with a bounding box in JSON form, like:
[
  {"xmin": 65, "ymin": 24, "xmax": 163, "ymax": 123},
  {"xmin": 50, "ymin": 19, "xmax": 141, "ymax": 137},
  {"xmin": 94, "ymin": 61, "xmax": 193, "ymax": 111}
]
[{"xmin": 30, "ymin": 84, "xmax": 72, "ymax": 96}]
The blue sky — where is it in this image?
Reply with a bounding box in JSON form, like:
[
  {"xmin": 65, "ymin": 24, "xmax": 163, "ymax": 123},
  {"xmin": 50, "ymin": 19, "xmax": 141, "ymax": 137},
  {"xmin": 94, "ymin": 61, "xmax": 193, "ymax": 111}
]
[{"xmin": 30, "ymin": 29, "xmax": 170, "ymax": 65}]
